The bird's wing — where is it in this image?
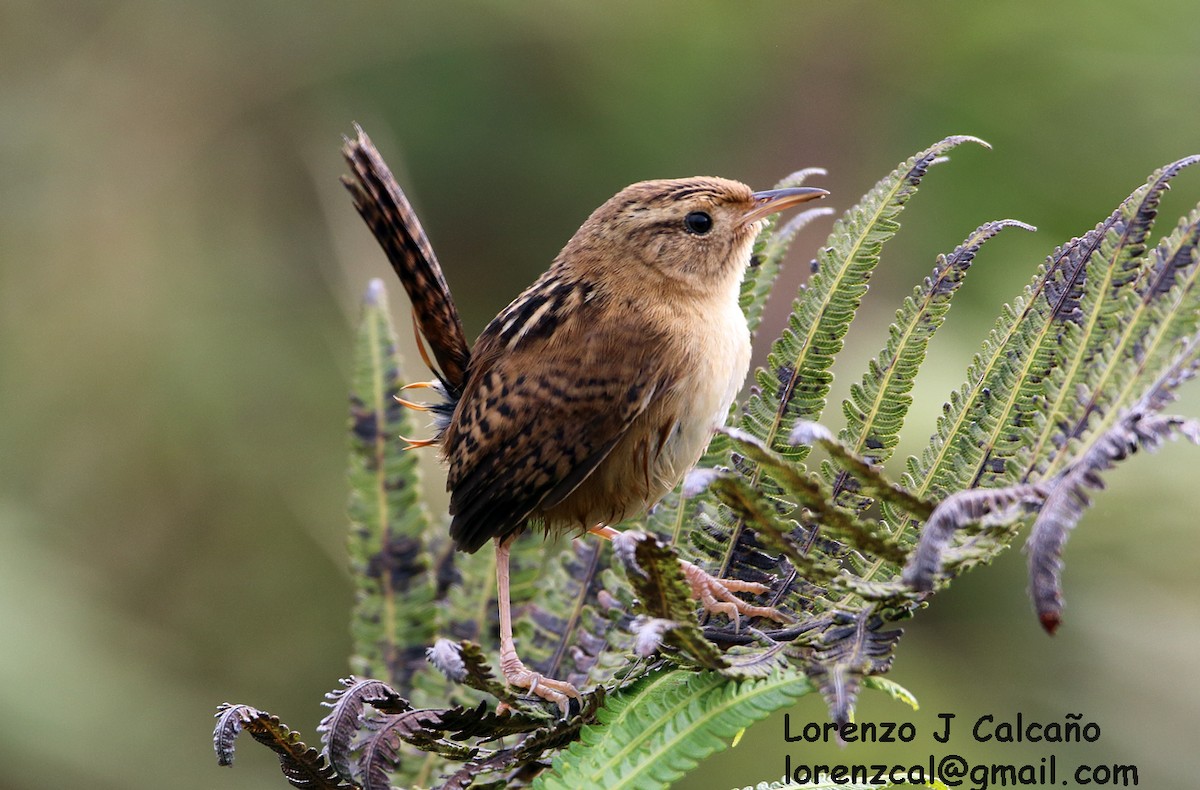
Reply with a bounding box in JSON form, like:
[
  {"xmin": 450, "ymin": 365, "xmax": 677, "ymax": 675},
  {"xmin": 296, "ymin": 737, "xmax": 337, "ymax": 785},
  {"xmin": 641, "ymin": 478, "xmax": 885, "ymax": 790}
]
[
  {"xmin": 444, "ymin": 279, "xmax": 672, "ymax": 553},
  {"xmin": 341, "ymin": 126, "xmax": 471, "ymax": 392}
]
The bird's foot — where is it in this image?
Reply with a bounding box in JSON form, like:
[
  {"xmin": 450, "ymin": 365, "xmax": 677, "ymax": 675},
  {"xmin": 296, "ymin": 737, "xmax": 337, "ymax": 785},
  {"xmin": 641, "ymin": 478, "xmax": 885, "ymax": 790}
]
[
  {"xmin": 500, "ymin": 655, "xmax": 580, "ymax": 716},
  {"xmin": 678, "ymin": 560, "xmax": 792, "ymax": 631}
]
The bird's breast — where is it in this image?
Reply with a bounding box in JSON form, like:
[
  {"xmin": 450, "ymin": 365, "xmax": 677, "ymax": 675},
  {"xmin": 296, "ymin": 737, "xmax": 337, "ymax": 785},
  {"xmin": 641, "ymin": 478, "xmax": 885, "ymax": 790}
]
[
  {"xmin": 668, "ymin": 294, "xmax": 753, "ymax": 461},
  {"xmin": 541, "ymin": 291, "xmax": 751, "ymax": 530}
]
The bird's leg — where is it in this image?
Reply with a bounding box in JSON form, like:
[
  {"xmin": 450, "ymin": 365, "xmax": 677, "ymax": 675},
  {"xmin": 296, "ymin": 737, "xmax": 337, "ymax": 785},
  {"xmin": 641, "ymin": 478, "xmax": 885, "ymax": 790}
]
[
  {"xmin": 495, "ymin": 534, "xmax": 580, "ymax": 715},
  {"xmin": 589, "ymin": 525, "xmax": 790, "ymax": 630}
]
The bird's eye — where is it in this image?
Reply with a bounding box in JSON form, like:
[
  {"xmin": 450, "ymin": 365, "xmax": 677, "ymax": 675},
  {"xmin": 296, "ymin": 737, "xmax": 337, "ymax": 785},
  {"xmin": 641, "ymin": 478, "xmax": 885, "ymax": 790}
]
[{"xmin": 683, "ymin": 211, "xmax": 713, "ymax": 235}]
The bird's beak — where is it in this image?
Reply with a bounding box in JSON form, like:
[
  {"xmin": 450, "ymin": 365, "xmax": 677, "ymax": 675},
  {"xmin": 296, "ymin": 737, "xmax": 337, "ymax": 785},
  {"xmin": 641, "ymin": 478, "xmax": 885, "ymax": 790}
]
[{"xmin": 742, "ymin": 186, "xmax": 829, "ymax": 227}]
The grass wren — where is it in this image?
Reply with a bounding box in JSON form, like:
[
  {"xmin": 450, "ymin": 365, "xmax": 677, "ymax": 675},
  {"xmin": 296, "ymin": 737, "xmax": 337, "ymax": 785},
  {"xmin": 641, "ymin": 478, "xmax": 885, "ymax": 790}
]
[{"xmin": 342, "ymin": 125, "xmax": 826, "ymax": 712}]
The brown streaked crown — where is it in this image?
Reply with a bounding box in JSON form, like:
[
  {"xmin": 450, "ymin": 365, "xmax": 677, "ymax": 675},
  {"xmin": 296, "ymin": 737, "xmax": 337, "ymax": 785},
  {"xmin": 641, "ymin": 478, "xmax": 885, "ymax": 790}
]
[{"xmin": 555, "ymin": 177, "xmax": 764, "ymax": 290}]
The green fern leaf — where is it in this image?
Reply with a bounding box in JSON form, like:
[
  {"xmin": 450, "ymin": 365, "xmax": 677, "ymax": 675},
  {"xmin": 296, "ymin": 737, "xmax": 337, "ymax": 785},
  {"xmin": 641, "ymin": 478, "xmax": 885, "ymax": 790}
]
[
  {"xmin": 1011, "ymin": 156, "xmax": 1199, "ymax": 483},
  {"xmin": 743, "ymin": 135, "xmax": 989, "ymax": 462},
  {"xmin": 347, "ymin": 279, "xmax": 440, "ymax": 692},
  {"xmin": 904, "ymin": 158, "xmax": 1198, "ymax": 513},
  {"xmin": 534, "ymin": 669, "xmax": 814, "ymax": 790},
  {"xmin": 723, "ymin": 136, "xmax": 986, "ymax": 586},
  {"xmin": 791, "ymin": 423, "xmax": 935, "ymax": 530},
  {"xmin": 741, "ymin": 167, "xmax": 833, "ymax": 337},
  {"xmin": 891, "ymin": 159, "xmax": 1200, "ymax": 603},
  {"xmin": 888, "ymin": 185, "xmax": 1144, "ymax": 544},
  {"xmin": 1041, "ymin": 202, "xmax": 1200, "ymax": 477},
  {"xmin": 862, "ymin": 676, "xmax": 919, "ymax": 711},
  {"xmin": 903, "ymin": 350, "xmax": 1200, "ymax": 630},
  {"xmin": 831, "ymin": 220, "xmax": 1034, "ymax": 511},
  {"xmin": 723, "ymin": 427, "xmax": 908, "ymax": 566}
]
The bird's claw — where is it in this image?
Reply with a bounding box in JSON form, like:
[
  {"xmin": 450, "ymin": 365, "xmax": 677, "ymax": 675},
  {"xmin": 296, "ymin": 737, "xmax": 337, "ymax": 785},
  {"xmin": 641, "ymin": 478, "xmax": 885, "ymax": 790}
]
[
  {"xmin": 500, "ymin": 656, "xmax": 580, "ymax": 716},
  {"xmin": 397, "ymin": 432, "xmax": 437, "ymax": 450},
  {"xmin": 678, "ymin": 560, "xmax": 792, "ymax": 630}
]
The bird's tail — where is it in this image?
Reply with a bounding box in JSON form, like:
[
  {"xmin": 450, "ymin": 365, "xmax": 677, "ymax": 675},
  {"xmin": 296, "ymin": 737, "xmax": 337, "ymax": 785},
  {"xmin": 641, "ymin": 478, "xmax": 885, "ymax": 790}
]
[{"xmin": 341, "ymin": 125, "xmax": 471, "ymax": 401}]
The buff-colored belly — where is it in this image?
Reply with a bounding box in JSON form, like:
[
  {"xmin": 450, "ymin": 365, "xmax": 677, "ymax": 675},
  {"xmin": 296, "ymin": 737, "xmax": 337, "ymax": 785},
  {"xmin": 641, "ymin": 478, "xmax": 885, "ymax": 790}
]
[{"xmin": 540, "ymin": 304, "xmax": 751, "ymax": 531}]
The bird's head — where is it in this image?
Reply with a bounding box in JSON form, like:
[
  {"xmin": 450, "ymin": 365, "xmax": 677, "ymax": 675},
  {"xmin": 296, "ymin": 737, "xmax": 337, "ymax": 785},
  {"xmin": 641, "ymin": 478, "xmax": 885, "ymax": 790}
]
[{"xmin": 558, "ymin": 176, "xmax": 828, "ymax": 295}]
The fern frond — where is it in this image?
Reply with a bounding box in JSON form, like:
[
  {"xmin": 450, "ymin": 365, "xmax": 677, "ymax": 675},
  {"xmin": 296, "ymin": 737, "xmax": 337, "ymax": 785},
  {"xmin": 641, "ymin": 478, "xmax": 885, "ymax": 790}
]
[
  {"xmin": 741, "ymin": 166, "xmax": 833, "ymax": 337},
  {"xmin": 743, "ymin": 135, "xmax": 989, "ymax": 462},
  {"xmin": 794, "ymin": 609, "xmax": 902, "ymax": 727},
  {"xmin": 905, "ymin": 330, "xmax": 1200, "ymax": 628},
  {"xmin": 518, "ymin": 539, "xmax": 636, "ymax": 692},
  {"xmin": 792, "ymin": 422, "xmax": 935, "ymax": 530},
  {"xmin": 901, "ymin": 228, "xmax": 1112, "ymax": 503},
  {"xmin": 435, "ymin": 699, "xmax": 551, "ymax": 740},
  {"xmin": 1018, "ymin": 156, "xmax": 1200, "ymax": 483},
  {"xmin": 347, "ymin": 279, "xmax": 439, "ymax": 690},
  {"xmin": 613, "ymin": 532, "xmax": 731, "ymax": 671},
  {"xmin": 861, "ymin": 676, "xmax": 919, "ymax": 711},
  {"xmin": 700, "ymin": 469, "xmax": 840, "ymax": 582},
  {"xmin": 318, "ymin": 677, "xmax": 409, "ymax": 785},
  {"xmin": 902, "ymin": 486, "xmax": 1046, "ymax": 592},
  {"xmin": 686, "ymin": 503, "xmax": 804, "ymax": 602},
  {"xmin": 214, "ymin": 703, "xmax": 356, "ymax": 789},
  {"xmin": 832, "ymin": 220, "xmax": 1034, "ymax": 511},
  {"xmin": 726, "ymin": 136, "xmax": 987, "ymax": 585},
  {"xmin": 310, "ymin": 674, "xmax": 572, "ymax": 790},
  {"xmin": 904, "ymin": 158, "xmax": 1199, "ymax": 517},
  {"xmin": 1026, "ymin": 349, "xmax": 1200, "ymax": 631},
  {"xmin": 534, "ymin": 669, "xmax": 814, "ymax": 790},
  {"xmin": 354, "ymin": 716, "xmax": 409, "ymax": 790},
  {"xmin": 891, "ymin": 159, "xmax": 1200, "ymax": 631},
  {"xmin": 888, "ymin": 175, "xmax": 1164, "ymax": 570},
  {"xmin": 723, "ymin": 427, "xmax": 907, "ymax": 566},
  {"xmin": 436, "ymin": 694, "xmax": 606, "ymax": 789},
  {"xmin": 1043, "ymin": 204, "xmax": 1200, "ymax": 476},
  {"xmin": 358, "ymin": 707, "xmax": 483, "ymax": 790}
]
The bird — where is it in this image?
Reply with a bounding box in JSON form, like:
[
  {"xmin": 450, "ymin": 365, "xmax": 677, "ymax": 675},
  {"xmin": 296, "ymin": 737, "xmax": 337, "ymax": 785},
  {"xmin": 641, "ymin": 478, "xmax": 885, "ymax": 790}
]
[{"xmin": 341, "ymin": 125, "xmax": 826, "ymax": 712}]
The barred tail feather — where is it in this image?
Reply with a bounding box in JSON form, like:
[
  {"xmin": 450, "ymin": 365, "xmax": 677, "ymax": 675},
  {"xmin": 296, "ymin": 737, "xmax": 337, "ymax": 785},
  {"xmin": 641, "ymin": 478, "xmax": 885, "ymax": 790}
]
[{"xmin": 342, "ymin": 124, "xmax": 471, "ymax": 394}]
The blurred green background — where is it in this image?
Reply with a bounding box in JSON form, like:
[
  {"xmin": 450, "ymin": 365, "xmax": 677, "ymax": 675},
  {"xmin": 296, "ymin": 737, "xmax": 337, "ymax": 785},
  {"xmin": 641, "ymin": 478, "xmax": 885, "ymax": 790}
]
[{"xmin": 2, "ymin": 2, "xmax": 1198, "ymax": 788}]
